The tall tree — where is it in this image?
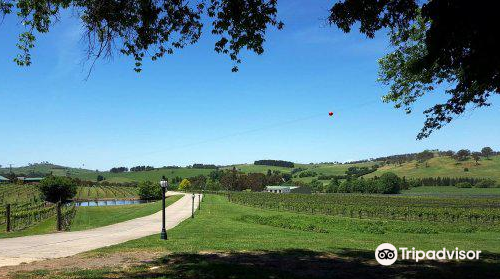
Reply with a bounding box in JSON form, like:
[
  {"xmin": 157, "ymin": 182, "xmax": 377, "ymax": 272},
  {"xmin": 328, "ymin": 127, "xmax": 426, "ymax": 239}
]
[
  {"xmin": 416, "ymin": 150, "xmax": 434, "ymax": 167},
  {"xmin": 329, "ymin": 1, "xmax": 500, "ymax": 139},
  {"xmin": 471, "ymin": 152, "xmax": 481, "ymax": 166},
  {"xmin": 454, "ymin": 149, "xmax": 471, "ymax": 162},
  {"xmin": 481, "ymin": 147, "xmax": 494, "ymax": 159}
]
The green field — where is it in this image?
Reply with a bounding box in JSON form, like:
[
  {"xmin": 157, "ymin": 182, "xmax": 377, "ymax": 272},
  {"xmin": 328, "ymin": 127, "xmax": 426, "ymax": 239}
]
[
  {"xmin": 402, "ymin": 186, "xmax": 500, "ymax": 196},
  {"xmin": 13, "ymin": 194, "xmax": 500, "ymax": 279}
]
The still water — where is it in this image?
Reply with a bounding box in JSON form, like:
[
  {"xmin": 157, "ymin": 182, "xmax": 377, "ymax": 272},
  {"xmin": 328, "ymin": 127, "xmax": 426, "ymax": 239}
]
[{"xmin": 75, "ymin": 200, "xmax": 149, "ymax": 207}]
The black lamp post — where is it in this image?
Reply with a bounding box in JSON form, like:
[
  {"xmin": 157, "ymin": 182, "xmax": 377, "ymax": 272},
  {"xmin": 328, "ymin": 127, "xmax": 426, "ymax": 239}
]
[
  {"xmin": 160, "ymin": 176, "xmax": 168, "ymax": 240},
  {"xmin": 191, "ymin": 193, "xmax": 195, "ymax": 218}
]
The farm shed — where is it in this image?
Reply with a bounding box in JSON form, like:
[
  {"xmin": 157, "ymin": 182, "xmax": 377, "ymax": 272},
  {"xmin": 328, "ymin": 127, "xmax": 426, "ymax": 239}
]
[
  {"xmin": 16, "ymin": 177, "xmax": 43, "ymax": 184},
  {"xmin": 265, "ymin": 185, "xmax": 311, "ymax": 194},
  {"xmin": 0, "ymin": 175, "xmax": 10, "ymax": 183}
]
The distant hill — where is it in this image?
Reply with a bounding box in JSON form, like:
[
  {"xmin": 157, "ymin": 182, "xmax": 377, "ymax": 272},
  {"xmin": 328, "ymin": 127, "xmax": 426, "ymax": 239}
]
[
  {"xmin": 3, "ymin": 152, "xmax": 499, "ymax": 183},
  {"xmin": 366, "ymin": 155, "xmax": 500, "ymax": 181},
  {"xmin": 0, "ymin": 163, "xmax": 96, "ymax": 178}
]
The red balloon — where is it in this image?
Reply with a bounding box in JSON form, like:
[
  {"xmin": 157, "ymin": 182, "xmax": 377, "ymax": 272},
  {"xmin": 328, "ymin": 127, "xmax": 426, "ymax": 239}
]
[{"xmin": 328, "ymin": 112, "xmax": 333, "ymax": 116}]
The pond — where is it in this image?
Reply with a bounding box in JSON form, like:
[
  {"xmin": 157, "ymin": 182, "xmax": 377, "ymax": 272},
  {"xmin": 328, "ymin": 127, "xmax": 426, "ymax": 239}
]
[{"xmin": 75, "ymin": 200, "xmax": 150, "ymax": 207}]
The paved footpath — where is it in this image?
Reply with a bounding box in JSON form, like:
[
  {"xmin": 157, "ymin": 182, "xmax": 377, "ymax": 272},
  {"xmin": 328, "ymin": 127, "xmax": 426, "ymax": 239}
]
[{"xmin": 0, "ymin": 192, "xmax": 200, "ymax": 267}]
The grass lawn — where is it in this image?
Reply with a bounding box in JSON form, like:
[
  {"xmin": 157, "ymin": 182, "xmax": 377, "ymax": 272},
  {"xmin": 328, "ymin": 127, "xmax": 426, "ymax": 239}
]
[
  {"xmin": 402, "ymin": 186, "xmax": 500, "ymax": 196},
  {"xmin": 0, "ymin": 195, "xmax": 182, "ymax": 239},
  {"xmin": 10, "ymin": 194, "xmax": 500, "ymax": 279}
]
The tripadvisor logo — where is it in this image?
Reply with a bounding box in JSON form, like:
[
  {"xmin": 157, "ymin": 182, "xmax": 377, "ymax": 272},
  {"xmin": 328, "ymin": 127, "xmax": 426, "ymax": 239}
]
[
  {"xmin": 375, "ymin": 243, "xmax": 398, "ymax": 266},
  {"xmin": 375, "ymin": 243, "xmax": 481, "ymax": 266}
]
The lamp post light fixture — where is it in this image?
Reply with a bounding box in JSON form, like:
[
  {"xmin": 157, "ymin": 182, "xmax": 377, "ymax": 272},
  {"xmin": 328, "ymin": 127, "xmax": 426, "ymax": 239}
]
[
  {"xmin": 198, "ymin": 191, "xmax": 201, "ymax": 210},
  {"xmin": 160, "ymin": 176, "xmax": 168, "ymax": 240},
  {"xmin": 191, "ymin": 193, "xmax": 195, "ymax": 218}
]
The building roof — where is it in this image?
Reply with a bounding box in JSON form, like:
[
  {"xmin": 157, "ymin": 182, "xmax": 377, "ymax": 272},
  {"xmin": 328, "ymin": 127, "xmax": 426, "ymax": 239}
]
[
  {"xmin": 24, "ymin": 177, "xmax": 43, "ymax": 181},
  {"xmin": 265, "ymin": 186, "xmax": 299, "ymax": 190},
  {"xmin": 17, "ymin": 177, "xmax": 43, "ymax": 181},
  {"xmin": 0, "ymin": 175, "xmax": 10, "ymax": 181}
]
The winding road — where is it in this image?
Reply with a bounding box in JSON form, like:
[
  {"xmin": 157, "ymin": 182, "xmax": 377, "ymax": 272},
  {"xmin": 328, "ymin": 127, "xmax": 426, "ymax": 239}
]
[{"xmin": 0, "ymin": 192, "xmax": 200, "ymax": 267}]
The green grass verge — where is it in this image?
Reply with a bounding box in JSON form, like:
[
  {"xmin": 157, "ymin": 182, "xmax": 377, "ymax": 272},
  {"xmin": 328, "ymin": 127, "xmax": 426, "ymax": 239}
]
[{"xmin": 92, "ymin": 195, "xmax": 500, "ymax": 255}]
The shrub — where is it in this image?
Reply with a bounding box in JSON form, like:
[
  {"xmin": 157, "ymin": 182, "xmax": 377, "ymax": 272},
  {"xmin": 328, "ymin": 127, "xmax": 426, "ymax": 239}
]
[
  {"xmin": 38, "ymin": 176, "xmax": 77, "ymax": 203},
  {"xmin": 298, "ymin": 171, "xmax": 317, "ymax": 178},
  {"xmin": 138, "ymin": 181, "xmax": 162, "ymax": 200},
  {"xmin": 456, "ymin": 182, "xmax": 472, "ymax": 188},
  {"xmin": 376, "ymin": 172, "xmax": 401, "ymax": 194},
  {"xmin": 474, "ymin": 179, "xmax": 496, "ymax": 188},
  {"xmin": 337, "ymin": 181, "xmax": 348, "ymax": 193},
  {"xmin": 464, "ymin": 167, "xmax": 469, "ymax": 172},
  {"xmin": 308, "ymin": 179, "xmax": 323, "ymax": 192},
  {"xmin": 178, "ymin": 178, "xmax": 192, "ymax": 191},
  {"xmin": 206, "ymin": 179, "xmax": 222, "ymax": 191},
  {"xmin": 324, "ymin": 179, "xmax": 339, "ymax": 193}
]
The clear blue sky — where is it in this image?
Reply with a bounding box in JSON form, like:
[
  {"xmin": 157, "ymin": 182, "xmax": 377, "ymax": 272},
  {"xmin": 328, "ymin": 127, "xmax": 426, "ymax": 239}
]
[{"xmin": 1, "ymin": 1, "xmax": 499, "ymax": 170}]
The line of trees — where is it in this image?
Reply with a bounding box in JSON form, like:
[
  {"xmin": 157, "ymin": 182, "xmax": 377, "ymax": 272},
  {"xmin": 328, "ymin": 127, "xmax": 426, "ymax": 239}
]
[
  {"xmin": 109, "ymin": 167, "xmax": 128, "ymax": 173},
  {"xmin": 324, "ymin": 173, "xmax": 403, "ymax": 194},
  {"xmin": 254, "ymin": 160, "xmax": 295, "ymax": 168},
  {"xmin": 130, "ymin": 166, "xmax": 155, "ymax": 172},
  {"xmin": 189, "ymin": 164, "xmax": 218, "ymax": 169},
  {"xmin": 175, "ymin": 168, "xmax": 291, "ymax": 192}
]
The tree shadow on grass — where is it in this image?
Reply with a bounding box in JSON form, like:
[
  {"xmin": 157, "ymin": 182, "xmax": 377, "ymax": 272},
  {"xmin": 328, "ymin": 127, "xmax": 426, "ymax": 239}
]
[{"xmin": 17, "ymin": 249, "xmax": 500, "ymax": 279}]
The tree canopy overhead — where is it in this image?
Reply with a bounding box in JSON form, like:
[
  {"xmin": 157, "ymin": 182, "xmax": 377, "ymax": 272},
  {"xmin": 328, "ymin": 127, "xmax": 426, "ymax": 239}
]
[
  {"xmin": 0, "ymin": 0, "xmax": 282, "ymax": 72},
  {"xmin": 329, "ymin": 0, "xmax": 499, "ymax": 139},
  {"xmin": 1, "ymin": 0, "xmax": 498, "ymax": 138}
]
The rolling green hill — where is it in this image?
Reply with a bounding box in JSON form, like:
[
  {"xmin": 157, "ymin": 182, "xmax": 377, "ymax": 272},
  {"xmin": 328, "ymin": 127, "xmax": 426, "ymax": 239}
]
[
  {"xmin": 0, "ymin": 163, "xmax": 95, "ymax": 178},
  {"xmin": 366, "ymin": 155, "xmax": 500, "ymax": 180},
  {"xmin": 3, "ymin": 154, "xmax": 500, "ymax": 184}
]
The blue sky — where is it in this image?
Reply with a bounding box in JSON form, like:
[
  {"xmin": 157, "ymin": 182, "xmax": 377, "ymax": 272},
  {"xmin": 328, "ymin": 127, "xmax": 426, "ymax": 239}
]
[{"xmin": 1, "ymin": 0, "xmax": 499, "ymax": 170}]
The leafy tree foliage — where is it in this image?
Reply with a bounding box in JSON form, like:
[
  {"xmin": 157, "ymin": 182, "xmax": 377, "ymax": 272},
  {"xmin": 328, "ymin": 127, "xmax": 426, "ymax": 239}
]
[
  {"xmin": 330, "ymin": 1, "xmax": 500, "ymax": 138},
  {"xmin": 130, "ymin": 166, "xmax": 155, "ymax": 172},
  {"xmin": 138, "ymin": 180, "xmax": 162, "ymax": 200},
  {"xmin": 481, "ymin": 147, "xmax": 494, "ymax": 159},
  {"xmin": 329, "ymin": 172, "xmax": 402, "ymax": 194},
  {"xmin": 187, "ymin": 175, "xmax": 207, "ymax": 190},
  {"xmin": 254, "ymin": 160, "xmax": 294, "ymax": 168},
  {"xmin": 471, "ymin": 152, "xmax": 481, "ymax": 165},
  {"xmin": 206, "ymin": 179, "xmax": 222, "ymax": 191},
  {"xmin": 190, "ymin": 164, "xmax": 218, "ymax": 169},
  {"xmin": 455, "ymin": 182, "xmax": 472, "ymax": 188},
  {"xmin": 296, "ymin": 170, "xmax": 317, "ymax": 178},
  {"xmin": 0, "ymin": 0, "xmax": 282, "ymax": 72},
  {"xmin": 345, "ymin": 166, "xmax": 377, "ymax": 177},
  {"xmin": 109, "ymin": 167, "xmax": 128, "ymax": 173},
  {"xmin": 454, "ymin": 149, "xmax": 471, "ymax": 161},
  {"xmin": 2, "ymin": 1, "xmax": 497, "ymax": 138},
  {"xmin": 178, "ymin": 178, "xmax": 191, "ymax": 191},
  {"xmin": 38, "ymin": 176, "xmax": 77, "ymax": 203},
  {"xmin": 416, "ymin": 150, "xmax": 434, "ymax": 163}
]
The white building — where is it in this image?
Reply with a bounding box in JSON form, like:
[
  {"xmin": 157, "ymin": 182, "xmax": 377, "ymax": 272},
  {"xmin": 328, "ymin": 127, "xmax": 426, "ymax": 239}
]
[{"xmin": 265, "ymin": 185, "xmax": 311, "ymax": 194}]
